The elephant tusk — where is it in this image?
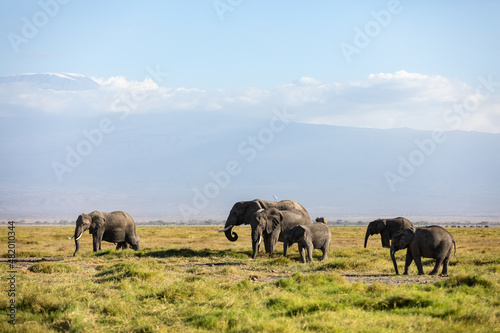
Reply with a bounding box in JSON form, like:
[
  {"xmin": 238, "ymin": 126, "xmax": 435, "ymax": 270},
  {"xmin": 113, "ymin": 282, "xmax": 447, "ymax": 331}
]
[
  {"xmin": 218, "ymin": 225, "xmax": 233, "ymax": 232},
  {"xmin": 75, "ymin": 232, "xmax": 83, "ymax": 241},
  {"xmin": 258, "ymin": 235, "xmax": 262, "ymax": 246},
  {"xmin": 68, "ymin": 235, "xmax": 74, "ymax": 240}
]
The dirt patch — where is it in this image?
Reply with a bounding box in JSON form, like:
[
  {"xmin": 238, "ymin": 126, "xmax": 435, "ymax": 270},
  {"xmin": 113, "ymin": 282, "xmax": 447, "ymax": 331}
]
[{"xmin": 1, "ymin": 258, "xmax": 63, "ymax": 270}]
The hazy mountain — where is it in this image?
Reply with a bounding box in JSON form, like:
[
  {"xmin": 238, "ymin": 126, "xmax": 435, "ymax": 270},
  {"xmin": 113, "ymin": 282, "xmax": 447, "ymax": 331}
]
[
  {"xmin": 1, "ymin": 110, "xmax": 499, "ymax": 220},
  {"xmin": 0, "ymin": 73, "xmax": 99, "ymax": 90}
]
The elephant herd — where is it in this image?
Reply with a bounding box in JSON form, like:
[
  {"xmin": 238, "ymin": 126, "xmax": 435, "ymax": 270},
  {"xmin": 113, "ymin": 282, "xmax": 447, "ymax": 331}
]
[{"xmin": 70, "ymin": 199, "xmax": 456, "ymax": 276}]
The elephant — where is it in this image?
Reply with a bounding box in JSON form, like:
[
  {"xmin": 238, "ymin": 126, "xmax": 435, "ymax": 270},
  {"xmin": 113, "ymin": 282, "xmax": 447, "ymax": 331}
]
[
  {"xmin": 69, "ymin": 211, "xmax": 140, "ymax": 256},
  {"xmin": 283, "ymin": 221, "xmax": 331, "ymax": 263},
  {"xmin": 219, "ymin": 199, "xmax": 312, "ymax": 256},
  {"xmin": 315, "ymin": 217, "xmax": 328, "ymax": 224},
  {"xmin": 390, "ymin": 226, "xmax": 456, "ymax": 276},
  {"xmin": 364, "ymin": 217, "xmax": 413, "ymax": 248},
  {"xmin": 248, "ymin": 207, "xmax": 312, "ymax": 258}
]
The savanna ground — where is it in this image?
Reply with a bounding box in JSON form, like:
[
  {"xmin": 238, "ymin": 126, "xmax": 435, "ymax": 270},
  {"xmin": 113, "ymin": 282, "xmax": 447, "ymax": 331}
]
[{"xmin": 1, "ymin": 225, "xmax": 499, "ymax": 332}]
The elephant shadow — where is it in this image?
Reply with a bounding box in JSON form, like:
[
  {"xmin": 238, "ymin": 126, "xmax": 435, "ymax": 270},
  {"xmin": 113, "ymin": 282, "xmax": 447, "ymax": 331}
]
[{"xmin": 137, "ymin": 248, "xmax": 252, "ymax": 259}]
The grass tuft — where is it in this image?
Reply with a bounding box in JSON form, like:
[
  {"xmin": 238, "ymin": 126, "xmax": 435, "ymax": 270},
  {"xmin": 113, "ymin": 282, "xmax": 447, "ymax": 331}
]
[
  {"xmin": 265, "ymin": 256, "xmax": 292, "ymax": 266},
  {"xmin": 28, "ymin": 262, "xmax": 80, "ymax": 273},
  {"xmin": 376, "ymin": 294, "xmax": 433, "ymax": 310},
  {"xmin": 435, "ymin": 275, "xmax": 493, "ymax": 288},
  {"xmin": 318, "ymin": 258, "xmax": 368, "ymax": 270},
  {"xmin": 95, "ymin": 261, "xmax": 162, "ymax": 282}
]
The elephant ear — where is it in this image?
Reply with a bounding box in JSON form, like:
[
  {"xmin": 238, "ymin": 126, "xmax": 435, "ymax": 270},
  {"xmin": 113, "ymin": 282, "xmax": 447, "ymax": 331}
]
[
  {"xmin": 266, "ymin": 208, "xmax": 283, "ymax": 234},
  {"xmin": 398, "ymin": 227, "xmax": 416, "ymax": 249},
  {"xmin": 89, "ymin": 211, "xmax": 105, "ymax": 234},
  {"xmin": 375, "ymin": 219, "xmax": 386, "ymax": 233},
  {"xmin": 292, "ymin": 226, "xmax": 306, "ymax": 243}
]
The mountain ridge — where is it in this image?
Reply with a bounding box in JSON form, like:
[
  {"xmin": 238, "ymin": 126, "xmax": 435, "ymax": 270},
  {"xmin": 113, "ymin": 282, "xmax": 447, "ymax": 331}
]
[{"xmin": 1, "ymin": 111, "xmax": 498, "ymax": 219}]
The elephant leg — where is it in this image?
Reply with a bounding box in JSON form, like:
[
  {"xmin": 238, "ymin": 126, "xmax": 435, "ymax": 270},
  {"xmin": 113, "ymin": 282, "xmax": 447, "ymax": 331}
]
[
  {"xmin": 404, "ymin": 251, "xmax": 414, "ymax": 275},
  {"xmin": 321, "ymin": 247, "xmax": 327, "ymax": 261},
  {"xmin": 429, "ymin": 258, "xmax": 443, "ymax": 276},
  {"xmin": 412, "ymin": 254, "xmax": 425, "ymax": 275},
  {"xmin": 307, "ymin": 244, "xmax": 314, "ymax": 262},
  {"xmin": 298, "ymin": 245, "xmax": 306, "ymax": 263},
  {"xmin": 93, "ymin": 235, "xmax": 100, "ymax": 252},
  {"xmin": 93, "ymin": 229, "xmax": 104, "ymax": 252},
  {"xmin": 441, "ymin": 255, "xmax": 450, "ymax": 276}
]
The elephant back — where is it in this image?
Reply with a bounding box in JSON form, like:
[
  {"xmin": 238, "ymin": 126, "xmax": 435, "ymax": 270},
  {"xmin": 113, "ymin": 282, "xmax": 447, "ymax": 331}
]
[{"xmin": 268, "ymin": 200, "xmax": 311, "ymax": 220}]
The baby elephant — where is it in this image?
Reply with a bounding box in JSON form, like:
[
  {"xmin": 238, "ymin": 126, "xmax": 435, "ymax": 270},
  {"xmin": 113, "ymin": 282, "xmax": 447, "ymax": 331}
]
[
  {"xmin": 390, "ymin": 226, "xmax": 456, "ymax": 276},
  {"xmin": 284, "ymin": 222, "xmax": 331, "ymax": 263}
]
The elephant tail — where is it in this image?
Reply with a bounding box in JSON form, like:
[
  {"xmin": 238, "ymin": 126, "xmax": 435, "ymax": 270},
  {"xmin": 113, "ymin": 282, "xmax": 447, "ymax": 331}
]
[{"xmin": 453, "ymin": 239, "xmax": 456, "ymax": 257}]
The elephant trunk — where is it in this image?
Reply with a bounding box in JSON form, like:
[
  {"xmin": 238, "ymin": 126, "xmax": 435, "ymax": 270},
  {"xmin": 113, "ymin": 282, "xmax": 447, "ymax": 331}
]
[
  {"xmin": 221, "ymin": 218, "xmax": 238, "ymax": 242},
  {"xmin": 72, "ymin": 225, "xmax": 83, "ymax": 256},
  {"xmin": 251, "ymin": 229, "xmax": 262, "ymax": 259},
  {"xmin": 364, "ymin": 230, "xmax": 370, "ymax": 248},
  {"xmin": 390, "ymin": 244, "xmax": 399, "ymax": 275},
  {"xmin": 251, "ymin": 236, "xmax": 260, "ymax": 259}
]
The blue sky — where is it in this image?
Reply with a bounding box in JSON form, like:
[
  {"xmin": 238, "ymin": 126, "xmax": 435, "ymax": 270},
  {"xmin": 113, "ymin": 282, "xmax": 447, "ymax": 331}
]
[
  {"xmin": 2, "ymin": 1, "xmax": 499, "ymax": 88},
  {"xmin": 1, "ymin": 1, "xmax": 500, "ymax": 132}
]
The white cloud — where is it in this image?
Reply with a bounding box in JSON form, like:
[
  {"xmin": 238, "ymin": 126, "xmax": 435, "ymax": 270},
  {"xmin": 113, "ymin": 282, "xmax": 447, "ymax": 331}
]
[{"xmin": 1, "ymin": 71, "xmax": 499, "ymax": 133}]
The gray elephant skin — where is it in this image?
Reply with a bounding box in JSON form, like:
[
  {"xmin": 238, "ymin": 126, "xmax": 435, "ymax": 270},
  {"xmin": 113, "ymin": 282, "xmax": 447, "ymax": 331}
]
[
  {"xmin": 364, "ymin": 217, "xmax": 413, "ymax": 248},
  {"xmin": 69, "ymin": 211, "xmax": 140, "ymax": 256},
  {"xmin": 249, "ymin": 207, "xmax": 312, "ymax": 258},
  {"xmin": 219, "ymin": 199, "xmax": 312, "ymax": 257},
  {"xmin": 390, "ymin": 226, "xmax": 456, "ymax": 276},
  {"xmin": 284, "ymin": 222, "xmax": 331, "ymax": 263}
]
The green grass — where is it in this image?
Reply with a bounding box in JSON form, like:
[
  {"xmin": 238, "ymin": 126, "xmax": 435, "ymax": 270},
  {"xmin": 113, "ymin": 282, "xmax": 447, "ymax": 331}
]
[
  {"xmin": 28, "ymin": 262, "xmax": 81, "ymax": 274},
  {"xmin": 1, "ymin": 226, "xmax": 499, "ymax": 332}
]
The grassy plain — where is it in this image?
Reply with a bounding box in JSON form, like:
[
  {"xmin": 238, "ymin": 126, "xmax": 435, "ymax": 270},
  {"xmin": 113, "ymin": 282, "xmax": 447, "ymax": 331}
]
[{"xmin": 1, "ymin": 225, "xmax": 499, "ymax": 332}]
